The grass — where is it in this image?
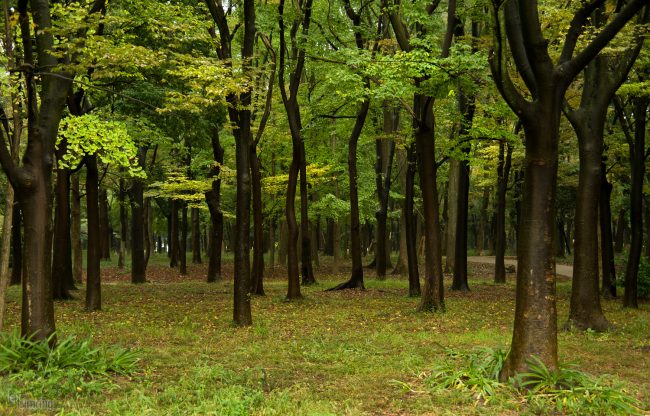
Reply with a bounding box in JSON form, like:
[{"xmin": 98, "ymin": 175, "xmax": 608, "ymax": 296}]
[{"xmin": 1, "ymin": 254, "xmax": 649, "ymax": 415}]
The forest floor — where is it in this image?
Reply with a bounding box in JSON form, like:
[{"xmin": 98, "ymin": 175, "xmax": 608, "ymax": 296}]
[{"xmin": 1, "ymin": 255, "xmax": 649, "ymax": 415}]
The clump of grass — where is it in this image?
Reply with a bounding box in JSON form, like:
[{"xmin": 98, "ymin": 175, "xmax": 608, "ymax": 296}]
[
  {"xmin": 422, "ymin": 348, "xmax": 645, "ymax": 415},
  {"xmin": 0, "ymin": 330, "xmax": 139, "ymax": 399}
]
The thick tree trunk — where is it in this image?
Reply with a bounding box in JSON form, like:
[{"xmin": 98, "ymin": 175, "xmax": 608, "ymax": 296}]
[
  {"xmin": 494, "ymin": 141, "xmax": 512, "ymax": 283},
  {"xmin": 250, "ymin": 146, "xmax": 265, "ymax": 294},
  {"xmin": 566, "ymin": 109, "xmax": 610, "ymax": 330},
  {"xmin": 500, "ymin": 111, "xmax": 559, "ymax": 380},
  {"xmin": 600, "ymin": 162, "xmax": 617, "ymax": 298},
  {"xmin": 623, "ymin": 97, "xmax": 647, "ymax": 309},
  {"xmin": 85, "ymin": 155, "xmax": 101, "ymax": 311},
  {"xmin": 192, "ymin": 207, "xmax": 202, "ymax": 264},
  {"xmin": 71, "ymin": 175, "xmax": 82, "ymax": 283},
  {"xmin": 415, "ymin": 94, "xmax": 444, "ymax": 311}
]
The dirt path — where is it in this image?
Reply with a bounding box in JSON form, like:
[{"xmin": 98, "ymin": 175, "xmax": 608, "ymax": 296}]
[{"xmin": 467, "ymin": 256, "xmax": 574, "ymax": 278}]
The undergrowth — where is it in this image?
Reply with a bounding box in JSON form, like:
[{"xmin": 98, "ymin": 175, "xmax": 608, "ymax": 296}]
[
  {"xmin": 0, "ymin": 330, "xmax": 139, "ymax": 400},
  {"xmin": 422, "ymin": 347, "xmax": 646, "ymax": 415}
]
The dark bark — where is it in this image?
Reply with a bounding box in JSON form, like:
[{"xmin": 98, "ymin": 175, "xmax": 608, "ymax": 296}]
[
  {"xmin": 404, "ymin": 143, "xmax": 420, "ymax": 296},
  {"xmin": 180, "ymin": 203, "xmax": 187, "ymax": 275},
  {"xmin": 477, "ymin": 188, "xmax": 490, "ymax": 255},
  {"xmin": 169, "ymin": 198, "xmax": 179, "ymax": 267},
  {"xmin": 130, "ymin": 147, "xmax": 147, "ymax": 283},
  {"xmin": 205, "ymin": 128, "xmax": 224, "ymax": 283},
  {"xmin": 10, "ymin": 205, "xmax": 22, "ymax": 285},
  {"xmin": 375, "ymin": 104, "xmax": 397, "ymax": 280},
  {"xmin": 71, "ymin": 175, "xmax": 82, "ymax": 283},
  {"xmin": 599, "ymin": 161, "xmax": 617, "ymax": 298},
  {"xmin": 414, "ymin": 94, "xmax": 444, "ymax": 312},
  {"xmin": 118, "ymin": 178, "xmax": 127, "ymax": 269},
  {"xmin": 51, "ymin": 158, "xmax": 73, "ymax": 299},
  {"xmin": 494, "ymin": 140, "xmax": 513, "ymax": 283},
  {"xmin": 614, "ymin": 208, "xmax": 626, "ymax": 253},
  {"xmin": 250, "ymin": 146, "xmax": 265, "ymax": 294},
  {"xmin": 623, "ymin": 96, "xmax": 648, "ymax": 309},
  {"xmin": 192, "ymin": 207, "xmax": 202, "ymax": 264},
  {"xmin": 85, "ymin": 155, "xmax": 101, "ymax": 311},
  {"xmin": 99, "ymin": 188, "xmax": 110, "ymax": 260}
]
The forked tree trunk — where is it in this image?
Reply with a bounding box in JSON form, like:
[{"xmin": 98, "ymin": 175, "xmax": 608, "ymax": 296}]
[{"xmin": 85, "ymin": 155, "xmax": 101, "ymax": 311}]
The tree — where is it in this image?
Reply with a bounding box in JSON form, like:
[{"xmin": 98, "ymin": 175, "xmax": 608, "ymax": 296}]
[{"xmin": 489, "ymin": 0, "xmax": 647, "ymax": 377}]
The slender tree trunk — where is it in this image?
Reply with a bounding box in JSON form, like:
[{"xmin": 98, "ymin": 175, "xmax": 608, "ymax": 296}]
[
  {"xmin": 405, "ymin": 143, "xmax": 420, "ymax": 296},
  {"xmin": 118, "ymin": 179, "xmax": 127, "ymax": 269},
  {"xmin": 144, "ymin": 197, "xmax": 152, "ymax": 268},
  {"xmin": 600, "ymin": 161, "xmax": 617, "ymax": 298},
  {"xmin": 51, "ymin": 160, "xmax": 73, "ymax": 299},
  {"xmin": 71, "ymin": 175, "xmax": 82, "ymax": 283},
  {"xmin": 615, "ymin": 209, "xmax": 626, "ymax": 253},
  {"xmin": 85, "ymin": 155, "xmax": 101, "ymax": 311},
  {"xmin": 299, "ymin": 141, "xmax": 316, "ymax": 285},
  {"xmin": 623, "ymin": 96, "xmax": 647, "ymax": 309},
  {"xmin": 206, "ymin": 129, "xmax": 224, "ymax": 283},
  {"xmin": 495, "ymin": 140, "xmax": 512, "ymax": 283},
  {"xmin": 445, "ymin": 159, "xmax": 460, "ymax": 273},
  {"xmin": 130, "ymin": 148, "xmax": 147, "ymax": 283},
  {"xmin": 180, "ymin": 203, "xmax": 187, "ymax": 275},
  {"xmin": 393, "ymin": 149, "xmax": 409, "ymax": 276},
  {"xmin": 192, "ymin": 207, "xmax": 202, "ymax": 264},
  {"xmin": 477, "ymin": 188, "xmax": 490, "ymax": 255},
  {"xmin": 250, "ymin": 146, "xmax": 265, "ymax": 294},
  {"xmin": 99, "ymin": 188, "xmax": 110, "ymax": 260},
  {"xmin": 170, "ymin": 199, "xmax": 179, "ymax": 268},
  {"xmin": 375, "ymin": 104, "xmax": 397, "ymax": 279}
]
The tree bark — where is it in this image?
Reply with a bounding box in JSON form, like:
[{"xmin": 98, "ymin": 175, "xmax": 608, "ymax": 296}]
[
  {"xmin": 85, "ymin": 155, "xmax": 101, "ymax": 311},
  {"xmin": 170, "ymin": 198, "xmax": 179, "ymax": 268},
  {"xmin": 71, "ymin": 175, "xmax": 82, "ymax": 283},
  {"xmin": 250, "ymin": 146, "xmax": 265, "ymax": 294},
  {"xmin": 375, "ymin": 104, "xmax": 397, "ymax": 279},
  {"xmin": 405, "ymin": 143, "xmax": 421, "ymax": 296},
  {"xmin": 118, "ymin": 178, "xmax": 127, "ymax": 269},
  {"xmin": 445, "ymin": 159, "xmax": 460, "ymax": 273},
  {"xmin": 192, "ymin": 207, "xmax": 202, "ymax": 264},
  {"xmin": 600, "ymin": 161, "xmax": 617, "ymax": 298},
  {"xmin": 206, "ymin": 128, "xmax": 224, "ymax": 282},
  {"xmin": 495, "ymin": 140, "xmax": 512, "ymax": 283},
  {"xmin": 99, "ymin": 187, "xmax": 110, "ymax": 260},
  {"xmin": 180, "ymin": 202, "xmax": 187, "ymax": 275},
  {"xmin": 130, "ymin": 148, "xmax": 147, "ymax": 283},
  {"xmin": 51, "ymin": 148, "xmax": 73, "ymax": 299}
]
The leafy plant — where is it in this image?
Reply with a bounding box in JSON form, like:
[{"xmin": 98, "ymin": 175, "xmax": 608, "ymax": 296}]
[{"xmin": 0, "ymin": 330, "xmax": 139, "ymax": 399}]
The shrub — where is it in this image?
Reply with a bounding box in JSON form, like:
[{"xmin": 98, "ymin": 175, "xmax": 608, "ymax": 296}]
[{"xmin": 0, "ymin": 330, "xmax": 139, "ymax": 399}]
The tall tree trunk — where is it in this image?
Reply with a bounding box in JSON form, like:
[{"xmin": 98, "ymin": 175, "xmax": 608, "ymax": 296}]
[
  {"xmin": 192, "ymin": 207, "xmax": 202, "ymax": 264},
  {"xmin": 600, "ymin": 161, "xmax": 617, "ymax": 298},
  {"xmin": 405, "ymin": 143, "xmax": 420, "ymax": 296},
  {"xmin": 250, "ymin": 146, "xmax": 265, "ymax": 294},
  {"xmin": 614, "ymin": 209, "xmax": 626, "ymax": 253},
  {"xmin": 494, "ymin": 140, "xmax": 512, "ymax": 283},
  {"xmin": 130, "ymin": 148, "xmax": 147, "ymax": 283},
  {"xmin": 144, "ymin": 197, "xmax": 152, "ymax": 268},
  {"xmin": 85, "ymin": 155, "xmax": 101, "ymax": 311},
  {"xmin": 71, "ymin": 175, "xmax": 82, "ymax": 283},
  {"xmin": 299, "ymin": 141, "xmax": 316, "ymax": 285},
  {"xmin": 118, "ymin": 178, "xmax": 127, "ymax": 269},
  {"xmin": 180, "ymin": 203, "xmax": 187, "ymax": 275},
  {"xmin": 99, "ymin": 188, "xmax": 110, "ymax": 260},
  {"xmin": 623, "ymin": 96, "xmax": 647, "ymax": 309},
  {"xmin": 375, "ymin": 104, "xmax": 397, "ymax": 279},
  {"xmin": 477, "ymin": 188, "xmax": 490, "ymax": 256},
  {"xmin": 393, "ymin": 149, "xmax": 409, "ymax": 276},
  {"xmin": 51, "ymin": 152, "xmax": 73, "ymax": 299},
  {"xmin": 206, "ymin": 128, "xmax": 224, "ymax": 283},
  {"xmin": 445, "ymin": 159, "xmax": 460, "ymax": 273},
  {"xmin": 170, "ymin": 198, "xmax": 179, "ymax": 268},
  {"xmin": 415, "ymin": 94, "xmax": 444, "ymax": 311}
]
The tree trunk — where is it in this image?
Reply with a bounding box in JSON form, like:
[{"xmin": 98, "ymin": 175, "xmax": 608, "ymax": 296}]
[
  {"xmin": 130, "ymin": 148, "xmax": 147, "ymax": 283},
  {"xmin": 85, "ymin": 155, "xmax": 101, "ymax": 311},
  {"xmin": 375, "ymin": 104, "xmax": 397, "ymax": 280},
  {"xmin": 206, "ymin": 129, "xmax": 224, "ymax": 283},
  {"xmin": 192, "ymin": 207, "xmax": 202, "ymax": 264},
  {"xmin": 99, "ymin": 188, "xmax": 110, "ymax": 260},
  {"xmin": 412, "ymin": 93, "xmax": 444, "ymax": 311},
  {"xmin": 392, "ymin": 149, "xmax": 409, "ymax": 276},
  {"xmin": 118, "ymin": 178, "xmax": 127, "ymax": 269},
  {"xmin": 477, "ymin": 188, "xmax": 490, "ymax": 255},
  {"xmin": 494, "ymin": 140, "xmax": 512, "ymax": 283},
  {"xmin": 614, "ymin": 209, "xmax": 626, "ymax": 253},
  {"xmin": 405, "ymin": 143, "xmax": 421, "ymax": 296},
  {"xmin": 180, "ymin": 203, "xmax": 187, "ymax": 275},
  {"xmin": 170, "ymin": 198, "xmax": 179, "ymax": 268},
  {"xmin": 623, "ymin": 96, "xmax": 647, "ymax": 309},
  {"xmin": 328, "ymin": 97, "xmax": 370, "ymax": 291},
  {"xmin": 250, "ymin": 145, "xmax": 265, "ymax": 294},
  {"xmin": 600, "ymin": 162, "xmax": 617, "ymax": 298},
  {"xmin": 445, "ymin": 159, "xmax": 460, "ymax": 273},
  {"xmin": 144, "ymin": 197, "xmax": 152, "ymax": 269},
  {"xmin": 51, "ymin": 159, "xmax": 73, "ymax": 299},
  {"xmin": 71, "ymin": 175, "xmax": 82, "ymax": 283},
  {"xmin": 299, "ymin": 141, "xmax": 316, "ymax": 285}
]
